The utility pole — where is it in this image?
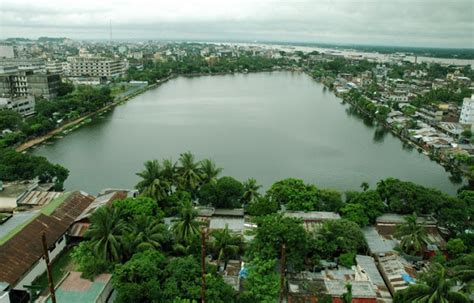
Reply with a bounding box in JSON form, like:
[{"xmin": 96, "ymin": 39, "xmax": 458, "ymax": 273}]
[
  {"xmin": 280, "ymin": 244, "xmax": 286, "ymax": 303},
  {"xmin": 41, "ymin": 232, "xmax": 56, "ymax": 303},
  {"xmin": 201, "ymin": 228, "xmax": 207, "ymax": 303}
]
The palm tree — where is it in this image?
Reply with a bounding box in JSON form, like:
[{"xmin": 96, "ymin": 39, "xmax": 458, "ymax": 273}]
[
  {"xmin": 210, "ymin": 224, "xmax": 243, "ymax": 271},
  {"xmin": 161, "ymin": 158, "xmax": 178, "ymax": 190},
  {"xmin": 171, "ymin": 200, "xmax": 201, "ymax": 245},
  {"xmin": 394, "ymin": 213, "xmax": 429, "ymax": 256},
  {"xmin": 360, "ymin": 182, "xmax": 369, "ymax": 192},
  {"xmin": 85, "ymin": 206, "xmax": 127, "ymax": 263},
  {"xmin": 177, "ymin": 152, "xmax": 202, "ymax": 193},
  {"xmin": 135, "ymin": 159, "xmax": 161, "ymax": 192},
  {"xmin": 130, "ymin": 215, "xmax": 169, "ymax": 252},
  {"xmin": 242, "ymin": 178, "xmax": 262, "ymax": 205},
  {"xmin": 200, "ymin": 159, "xmax": 222, "ymax": 184},
  {"xmin": 394, "ymin": 263, "xmax": 469, "ymax": 303},
  {"xmin": 141, "ymin": 178, "xmax": 171, "ymax": 202}
]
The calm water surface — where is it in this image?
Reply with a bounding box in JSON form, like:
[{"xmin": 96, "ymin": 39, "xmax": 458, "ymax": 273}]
[{"xmin": 32, "ymin": 72, "xmax": 462, "ymax": 195}]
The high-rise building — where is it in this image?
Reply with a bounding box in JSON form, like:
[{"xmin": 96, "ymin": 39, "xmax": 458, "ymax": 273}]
[
  {"xmin": 0, "ymin": 96, "xmax": 35, "ymax": 116},
  {"xmin": 0, "ymin": 71, "xmax": 60, "ymax": 100},
  {"xmin": 459, "ymin": 95, "xmax": 474, "ymax": 125}
]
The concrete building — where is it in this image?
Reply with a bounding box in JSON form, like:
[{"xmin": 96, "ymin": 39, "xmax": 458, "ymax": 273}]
[
  {"xmin": 0, "ymin": 71, "xmax": 60, "ymax": 101},
  {"xmin": 460, "ymin": 95, "xmax": 474, "ymax": 125},
  {"xmin": 67, "ymin": 57, "xmax": 124, "ymax": 79},
  {"xmin": 0, "ymin": 96, "xmax": 35, "ymax": 116},
  {"xmin": 45, "ymin": 60, "xmax": 63, "ymax": 75},
  {"xmin": 26, "ymin": 73, "xmax": 60, "ymax": 100}
]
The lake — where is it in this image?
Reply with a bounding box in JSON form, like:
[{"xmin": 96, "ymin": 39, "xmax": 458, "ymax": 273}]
[{"xmin": 32, "ymin": 71, "xmax": 462, "ymax": 195}]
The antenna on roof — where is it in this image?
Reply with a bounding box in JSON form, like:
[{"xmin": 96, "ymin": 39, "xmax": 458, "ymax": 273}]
[{"xmin": 109, "ymin": 19, "xmax": 113, "ymax": 42}]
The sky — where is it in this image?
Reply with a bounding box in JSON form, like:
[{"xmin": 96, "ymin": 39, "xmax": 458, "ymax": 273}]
[{"xmin": 1, "ymin": 0, "xmax": 473, "ymax": 48}]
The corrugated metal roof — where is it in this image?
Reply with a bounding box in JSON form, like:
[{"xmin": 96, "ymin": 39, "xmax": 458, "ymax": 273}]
[
  {"xmin": 18, "ymin": 191, "xmax": 62, "ymax": 206},
  {"xmin": 0, "ymin": 191, "xmax": 94, "ymax": 286}
]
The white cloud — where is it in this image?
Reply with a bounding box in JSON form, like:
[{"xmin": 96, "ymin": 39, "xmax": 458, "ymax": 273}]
[{"xmin": 0, "ymin": 0, "xmax": 473, "ymax": 47}]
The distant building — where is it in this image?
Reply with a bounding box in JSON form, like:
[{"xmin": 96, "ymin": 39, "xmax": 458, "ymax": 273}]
[
  {"xmin": 460, "ymin": 95, "xmax": 474, "ymax": 125},
  {"xmin": 0, "ymin": 44, "xmax": 14, "ymax": 59},
  {"xmin": 26, "ymin": 73, "xmax": 61, "ymax": 100},
  {"xmin": 0, "ymin": 96, "xmax": 35, "ymax": 116},
  {"xmin": 45, "ymin": 60, "xmax": 63, "ymax": 75},
  {"xmin": 67, "ymin": 57, "xmax": 125, "ymax": 79}
]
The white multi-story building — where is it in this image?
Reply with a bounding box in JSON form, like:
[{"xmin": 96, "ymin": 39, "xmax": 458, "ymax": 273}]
[
  {"xmin": 460, "ymin": 95, "xmax": 474, "ymax": 125},
  {"xmin": 45, "ymin": 60, "xmax": 64, "ymax": 75},
  {"xmin": 67, "ymin": 57, "xmax": 125, "ymax": 79}
]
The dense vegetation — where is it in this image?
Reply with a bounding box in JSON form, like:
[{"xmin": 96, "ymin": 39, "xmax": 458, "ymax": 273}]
[{"xmin": 70, "ymin": 153, "xmax": 473, "ymax": 302}]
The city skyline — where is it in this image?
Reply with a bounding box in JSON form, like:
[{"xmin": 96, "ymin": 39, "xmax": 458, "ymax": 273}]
[{"xmin": 1, "ymin": 0, "xmax": 473, "ymax": 48}]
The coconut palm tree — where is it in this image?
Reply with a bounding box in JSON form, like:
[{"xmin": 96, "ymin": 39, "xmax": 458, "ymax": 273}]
[
  {"xmin": 135, "ymin": 159, "xmax": 161, "ymax": 192},
  {"xmin": 210, "ymin": 224, "xmax": 243, "ymax": 271},
  {"xmin": 161, "ymin": 158, "xmax": 178, "ymax": 190},
  {"xmin": 130, "ymin": 214, "xmax": 169, "ymax": 252},
  {"xmin": 171, "ymin": 200, "xmax": 201, "ymax": 245},
  {"xmin": 85, "ymin": 206, "xmax": 127, "ymax": 263},
  {"xmin": 394, "ymin": 263, "xmax": 469, "ymax": 303},
  {"xmin": 141, "ymin": 178, "xmax": 171, "ymax": 202},
  {"xmin": 394, "ymin": 213, "xmax": 429, "ymax": 256},
  {"xmin": 242, "ymin": 178, "xmax": 262, "ymax": 205},
  {"xmin": 177, "ymin": 152, "xmax": 202, "ymax": 193},
  {"xmin": 200, "ymin": 159, "xmax": 222, "ymax": 184}
]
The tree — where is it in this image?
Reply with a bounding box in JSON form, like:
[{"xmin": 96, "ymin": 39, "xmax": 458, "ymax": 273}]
[
  {"xmin": 246, "ymin": 196, "xmax": 280, "ymax": 216},
  {"xmin": 71, "ymin": 241, "xmax": 112, "ymax": 279},
  {"xmin": 310, "ymin": 219, "xmax": 367, "ymax": 260},
  {"xmin": 57, "ymin": 81, "xmax": 75, "ymax": 96},
  {"xmin": 360, "ymin": 182, "xmax": 369, "ymax": 191},
  {"xmin": 266, "ymin": 178, "xmax": 319, "ymax": 211},
  {"xmin": 341, "ymin": 190, "xmax": 386, "ymax": 226},
  {"xmin": 342, "ymin": 283, "xmax": 353, "ymax": 303},
  {"xmin": 210, "ymin": 225, "xmax": 243, "ymax": 270},
  {"xmin": 447, "ymin": 238, "xmax": 467, "ymax": 258},
  {"xmin": 240, "ymin": 258, "xmax": 280, "ymax": 303},
  {"xmin": 129, "ymin": 215, "xmax": 171, "ymax": 253},
  {"xmin": 250, "ymin": 214, "xmax": 308, "ymax": 269},
  {"xmin": 198, "ymin": 176, "xmax": 244, "ymax": 208},
  {"xmin": 136, "ymin": 160, "xmax": 170, "ymax": 201},
  {"xmin": 394, "ymin": 263, "xmax": 469, "ymax": 303},
  {"xmin": 242, "ymin": 178, "xmax": 262, "ymax": 205},
  {"xmin": 200, "ymin": 159, "xmax": 222, "ymax": 184},
  {"xmin": 113, "ymin": 250, "xmax": 167, "ymax": 303},
  {"xmin": 85, "ymin": 205, "xmax": 127, "ymax": 263},
  {"xmin": 172, "ymin": 200, "xmax": 201, "ymax": 246},
  {"xmin": 0, "ymin": 110, "xmax": 22, "ymax": 130},
  {"xmin": 113, "ymin": 196, "xmax": 164, "ymax": 219},
  {"xmin": 340, "ymin": 203, "xmax": 369, "ymax": 227},
  {"xmin": 318, "ymin": 188, "xmax": 344, "ymax": 212},
  {"xmin": 394, "ymin": 213, "xmax": 429, "ymax": 256},
  {"xmin": 177, "ymin": 152, "xmax": 202, "ymax": 193}
]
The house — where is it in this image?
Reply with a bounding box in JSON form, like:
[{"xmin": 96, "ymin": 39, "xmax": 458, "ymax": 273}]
[
  {"xmin": 0, "ymin": 191, "xmax": 94, "ymax": 303},
  {"xmin": 68, "ymin": 190, "xmax": 128, "ymax": 239},
  {"xmin": 284, "ymin": 211, "xmax": 341, "ymax": 232}
]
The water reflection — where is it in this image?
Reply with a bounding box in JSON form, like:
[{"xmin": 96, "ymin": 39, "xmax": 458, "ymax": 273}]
[{"xmin": 373, "ymin": 126, "xmax": 388, "ymax": 143}]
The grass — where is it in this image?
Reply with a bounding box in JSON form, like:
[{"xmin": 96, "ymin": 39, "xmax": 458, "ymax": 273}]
[
  {"xmin": 31, "ymin": 249, "xmax": 75, "ymax": 292},
  {"xmin": 41, "ymin": 193, "xmax": 70, "ymax": 215}
]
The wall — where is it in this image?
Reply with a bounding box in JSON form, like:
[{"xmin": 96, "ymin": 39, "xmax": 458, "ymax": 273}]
[{"xmin": 13, "ymin": 235, "xmax": 67, "ymax": 291}]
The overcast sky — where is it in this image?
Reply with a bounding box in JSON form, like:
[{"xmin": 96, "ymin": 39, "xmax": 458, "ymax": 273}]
[{"xmin": 1, "ymin": 0, "xmax": 473, "ymax": 48}]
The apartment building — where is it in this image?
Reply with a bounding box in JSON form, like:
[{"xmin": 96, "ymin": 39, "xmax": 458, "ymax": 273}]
[{"xmin": 67, "ymin": 57, "xmax": 124, "ymax": 79}]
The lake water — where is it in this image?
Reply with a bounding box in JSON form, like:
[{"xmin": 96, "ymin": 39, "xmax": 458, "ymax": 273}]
[{"xmin": 32, "ymin": 71, "xmax": 462, "ymax": 195}]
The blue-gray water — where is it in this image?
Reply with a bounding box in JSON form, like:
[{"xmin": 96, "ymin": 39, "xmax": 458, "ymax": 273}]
[{"xmin": 32, "ymin": 72, "xmax": 462, "ymax": 195}]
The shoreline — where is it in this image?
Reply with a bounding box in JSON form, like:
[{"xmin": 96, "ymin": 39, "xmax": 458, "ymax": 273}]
[
  {"xmin": 15, "ymin": 69, "xmax": 295, "ymax": 153},
  {"xmin": 304, "ymin": 70, "xmax": 470, "ymax": 181}
]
